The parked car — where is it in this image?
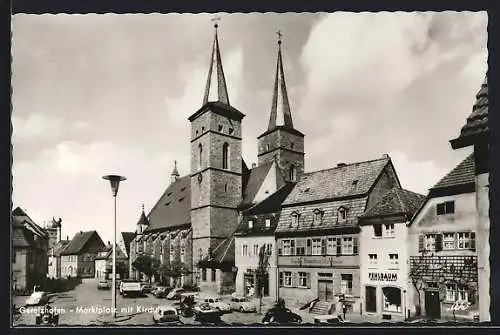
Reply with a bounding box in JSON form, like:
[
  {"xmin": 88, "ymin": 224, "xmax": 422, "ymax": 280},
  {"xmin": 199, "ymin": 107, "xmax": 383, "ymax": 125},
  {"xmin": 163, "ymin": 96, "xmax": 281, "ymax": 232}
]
[
  {"xmin": 193, "ymin": 302, "xmax": 224, "ymax": 323},
  {"xmin": 35, "ymin": 304, "xmax": 59, "ymax": 326},
  {"xmin": 229, "ymin": 296, "xmax": 257, "ymax": 313},
  {"xmin": 166, "ymin": 288, "xmax": 185, "ymax": 300},
  {"xmin": 152, "ymin": 286, "xmax": 171, "ymax": 298},
  {"xmin": 97, "ymin": 280, "xmax": 111, "ymax": 290},
  {"xmin": 313, "ymin": 314, "xmax": 345, "ymax": 324},
  {"xmin": 262, "ymin": 299, "xmax": 302, "ymax": 324},
  {"xmin": 119, "ymin": 280, "xmax": 143, "ymax": 297},
  {"xmin": 140, "ymin": 282, "xmax": 155, "ymax": 293},
  {"xmin": 26, "ymin": 291, "xmax": 50, "ymax": 306},
  {"xmin": 152, "ymin": 306, "xmax": 183, "ymax": 325},
  {"xmin": 178, "ymin": 293, "xmax": 197, "ymax": 317},
  {"xmin": 203, "ymin": 296, "xmax": 231, "ymax": 312}
]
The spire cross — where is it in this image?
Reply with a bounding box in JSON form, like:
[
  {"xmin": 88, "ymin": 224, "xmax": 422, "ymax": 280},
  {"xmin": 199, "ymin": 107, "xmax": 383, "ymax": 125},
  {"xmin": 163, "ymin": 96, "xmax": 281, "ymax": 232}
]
[
  {"xmin": 141, "ymin": 203, "xmax": 145, "ymax": 212},
  {"xmin": 174, "ymin": 160, "xmax": 177, "ymax": 168},
  {"xmin": 276, "ymin": 30, "xmax": 283, "ymax": 42},
  {"xmin": 211, "ymin": 15, "xmax": 221, "ymax": 28}
]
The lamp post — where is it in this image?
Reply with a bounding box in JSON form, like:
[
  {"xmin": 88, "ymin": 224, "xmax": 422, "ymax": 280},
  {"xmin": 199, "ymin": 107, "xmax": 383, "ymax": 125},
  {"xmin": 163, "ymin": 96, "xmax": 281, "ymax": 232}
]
[
  {"xmin": 103, "ymin": 174, "xmax": 126, "ymax": 319},
  {"xmin": 403, "ymin": 289, "xmax": 407, "ymax": 321}
]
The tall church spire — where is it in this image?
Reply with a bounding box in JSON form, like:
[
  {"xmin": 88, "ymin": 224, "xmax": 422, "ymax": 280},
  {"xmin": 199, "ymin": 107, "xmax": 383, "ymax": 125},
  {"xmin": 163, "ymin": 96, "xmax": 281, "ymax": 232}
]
[
  {"xmin": 203, "ymin": 18, "xmax": 230, "ymax": 106},
  {"xmin": 268, "ymin": 31, "xmax": 293, "ymax": 131},
  {"xmin": 171, "ymin": 160, "xmax": 180, "ymax": 183}
]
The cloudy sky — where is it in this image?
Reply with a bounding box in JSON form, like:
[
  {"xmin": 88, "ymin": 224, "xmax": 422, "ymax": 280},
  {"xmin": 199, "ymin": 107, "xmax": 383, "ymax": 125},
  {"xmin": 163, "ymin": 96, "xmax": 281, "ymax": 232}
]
[{"xmin": 11, "ymin": 12, "xmax": 487, "ymax": 243}]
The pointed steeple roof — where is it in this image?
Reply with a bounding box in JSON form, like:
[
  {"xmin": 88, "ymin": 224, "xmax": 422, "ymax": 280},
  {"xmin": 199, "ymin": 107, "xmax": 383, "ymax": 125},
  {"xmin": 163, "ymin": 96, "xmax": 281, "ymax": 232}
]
[
  {"xmin": 137, "ymin": 204, "xmax": 149, "ymax": 227},
  {"xmin": 171, "ymin": 160, "xmax": 180, "ymax": 177},
  {"xmin": 203, "ymin": 22, "xmax": 230, "ymax": 106},
  {"xmin": 268, "ymin": 33, "xmax": 294, "ymax": 131}
]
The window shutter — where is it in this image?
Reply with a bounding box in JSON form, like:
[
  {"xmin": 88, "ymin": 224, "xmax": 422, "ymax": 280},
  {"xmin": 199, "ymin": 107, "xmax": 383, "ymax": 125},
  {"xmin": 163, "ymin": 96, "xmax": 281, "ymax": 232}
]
[
  {"xmin": 279, "ymin": 272, "xmax": 283, "ymax": 287},
  {"xmin": 306, "ymin": 273, "xmax": 311, "ymax": 288},
  {"xmin": 470, "ymin": 232, "xmax": 476, "ymax": 251},
  {"xmin": 435, "ymin": 234, "xmax": 443, "ymax": 252},
  {"xmin": 336, "ymin": 237, "xmax": 342, "ymax": 255},
  {"xmin": 306, "ymin": 239, "xmax": 312, "ymax": 255},
  {"xmin": 418, "ymin": 235, "xmax": 424, "ymax": 252},
  {"xmin": 292, "ymin": 272, "xmax": 298, "ymax": 288},
  {"xmin": 321, "ymin": 239, "xmax": 327, "ymax": 255},
  {"xmin": 278, "ymin": 241, "xmax": 282, "ymax": 255},
  {"xmin": 353, "ymin": 237, "xmax": 359, "ymax": 255},
  {"xmin": 291, "ymin": 239, "xmax": 296, "ymax": 255}
]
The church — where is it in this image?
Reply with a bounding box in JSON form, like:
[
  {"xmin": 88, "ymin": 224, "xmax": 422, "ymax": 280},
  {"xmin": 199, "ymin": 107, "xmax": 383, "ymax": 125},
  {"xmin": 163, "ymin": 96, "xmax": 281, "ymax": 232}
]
[{"xmin": 128, "ymin": 23, "xmax": 406, "ymax": 299}]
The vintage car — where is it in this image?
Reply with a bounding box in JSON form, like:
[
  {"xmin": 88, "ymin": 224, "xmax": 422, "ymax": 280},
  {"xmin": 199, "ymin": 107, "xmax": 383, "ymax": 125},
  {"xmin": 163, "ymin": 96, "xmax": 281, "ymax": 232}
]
[
  {"xmin": 35, "ymin": 304, "xmax": 59, "ymax": 326},
  {"xmin": 177, "ymin": 293, "xmax": 197, "ymax": 317},
  {"xmin": 229, "ymin": 296, "xmax": 257, "ymax": 313},
  {"xmin": 166, "ymin": 288, "xmax": 185, "ymax": 300},
  {"xmin": 119, "ymin": 280, "xmax": 143, "ymax": 297},
  {"xmin": 262, "ymin": 300, "xmax": 302, "ymax": 325},
  {"xmin": 152, "ymin": 306, "xmax": 182, "ymax": 324},
  {"xmin": 193, "ymin": 303, "xmax": 225, "ymax": 323},
  {"xmin": 202, "ymin": 296, "xmax": 231, "ymax": 312},
  {"xmin": 152, "ymin": 286, "xmax": 171, "ymax": 298},
  {"xmin": 26, "ymin": 291, "xmax": 50, "ymax": 306},
  {"xmin": 97, "ymin": 280, "xmax": 111, "ymax": 290},
  {"xmin": 141, "ymin": 283, "xmax": 155, "ymax": 294},
  {"xmin": 313, "ymin": 314, "xmax": 345, "ymax": 324}
]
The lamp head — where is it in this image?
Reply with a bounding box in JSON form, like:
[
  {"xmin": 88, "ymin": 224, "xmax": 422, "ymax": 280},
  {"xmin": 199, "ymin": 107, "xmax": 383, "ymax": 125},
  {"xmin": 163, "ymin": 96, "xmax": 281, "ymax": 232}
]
[{"xmin": 103, "ymin": 175, "xmax": 127, "ymax": 197}]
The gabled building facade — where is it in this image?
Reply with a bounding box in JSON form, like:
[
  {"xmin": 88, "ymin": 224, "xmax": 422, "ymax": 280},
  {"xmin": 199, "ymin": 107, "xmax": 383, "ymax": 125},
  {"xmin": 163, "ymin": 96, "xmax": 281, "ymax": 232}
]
[
  {"xmin": 408, "ymin": 154, "xmax": 479, "ymax": 321},
  {"xmin": 275, "ymin": 156, "xmax": 402, "ymax": 313},
  {"xmin": 11, "ymin": 207, "xmax": 49, "ymax": 292},
  {"xmin": 60, "ymin": 230, "xmax": 105, "ymax": 278},
  {"xmin": 359, "ymin": 188, "xmax": 425, "ymax": 321},
  {"xmin": 47, "ymin": 239, "xmax": 70, "ymax": 279},
  {"xmin": 95, "ymin": 241, "xmax": 129, "ymax": 279}
]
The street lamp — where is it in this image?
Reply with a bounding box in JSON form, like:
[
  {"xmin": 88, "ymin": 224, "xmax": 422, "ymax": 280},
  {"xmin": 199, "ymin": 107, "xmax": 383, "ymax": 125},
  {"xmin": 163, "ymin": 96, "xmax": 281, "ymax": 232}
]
[
  {"xmin": 403, "ymin": 289, "xmax": 407, "ymax": 321},
  {"xmin": 103, "ymin": 174, "xmax": 127, "ymax": 319}
]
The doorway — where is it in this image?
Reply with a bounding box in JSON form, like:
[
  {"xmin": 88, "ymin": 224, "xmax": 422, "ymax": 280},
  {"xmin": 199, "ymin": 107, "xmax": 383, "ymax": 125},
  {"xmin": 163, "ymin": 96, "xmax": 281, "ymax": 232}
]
[
  {"xmin": 318, "ymin": 280, "xmax": 334, "ymax": 301},
  {"xmin": 365, "ymin": 286, "xmax": 377, "ymax": 313},
  {"xmin": 424, "ymin": 290, "xmax": 441, "ymax": 319}
]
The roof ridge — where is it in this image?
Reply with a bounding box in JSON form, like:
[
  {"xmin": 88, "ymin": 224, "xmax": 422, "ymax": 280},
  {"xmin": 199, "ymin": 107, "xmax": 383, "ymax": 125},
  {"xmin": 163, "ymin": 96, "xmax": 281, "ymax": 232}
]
[{"xmin": 303, "ymin": 157, "xmax": 390, "ymax": 176}]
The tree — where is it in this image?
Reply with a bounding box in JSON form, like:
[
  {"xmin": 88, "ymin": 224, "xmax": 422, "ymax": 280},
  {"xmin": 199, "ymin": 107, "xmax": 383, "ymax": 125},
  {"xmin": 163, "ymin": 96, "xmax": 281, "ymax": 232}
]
[
  {"xmin": 131, "ymin": 254, "xmax": 161, "ymax": 283},
  {"xmin": 255, "ymin": 244, "xmax": 271, "ymax": 314},
  {"xmin": 160, "ymin": 260, "xmax": 192, "ymax": 288}
]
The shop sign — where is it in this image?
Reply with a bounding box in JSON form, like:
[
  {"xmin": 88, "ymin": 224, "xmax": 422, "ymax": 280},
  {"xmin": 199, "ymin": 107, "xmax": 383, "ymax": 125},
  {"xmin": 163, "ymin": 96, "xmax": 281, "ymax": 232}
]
[{"xmin": 368, "ymin": 272, "xmax": 398, "ymax": 282}]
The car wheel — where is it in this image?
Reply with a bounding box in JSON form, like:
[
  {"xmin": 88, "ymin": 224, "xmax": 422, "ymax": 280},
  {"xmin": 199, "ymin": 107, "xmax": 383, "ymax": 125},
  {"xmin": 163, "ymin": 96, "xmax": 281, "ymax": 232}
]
[{"xmin": 239, "ymin": 307, "xmax": 245, "ymax": 313}]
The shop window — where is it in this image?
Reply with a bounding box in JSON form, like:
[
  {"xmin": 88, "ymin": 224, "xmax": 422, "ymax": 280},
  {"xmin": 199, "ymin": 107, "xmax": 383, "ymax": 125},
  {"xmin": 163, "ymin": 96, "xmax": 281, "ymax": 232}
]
[
  {"xmin": 340, "ymin": 274, "xmax": 353, "ymax": 295},
  {"xmin": 437, "ymin": 201, "xmax": 455, "ymax": 215},
  {"xmin": 201, "ymin": 268, "xmax": 207, "ymax": 281},
  {"xmin": 382, "ymin": 287, "xmax": 402, "ymax": 313},
  {"xmin": 373, "ymin": 224, "xmax": 382, "ymax": 237}
]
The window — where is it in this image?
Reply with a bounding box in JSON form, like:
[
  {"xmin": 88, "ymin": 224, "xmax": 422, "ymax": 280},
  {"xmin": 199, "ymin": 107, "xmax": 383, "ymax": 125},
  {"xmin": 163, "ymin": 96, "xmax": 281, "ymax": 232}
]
[
  {"xmin": 265, "ymin": 219, "xmax": 271, "ymax": 228},
  {"xmin": 253, "ymin": 244, "xmax": 259, "ymax": 256},
  {"xmin": 266, "ymin": 243, "xmax": 272, "ymax": 255},
  {"xmin": 202, "ymin": 126, "xmax": 205, "ymax": 132},
  {"xmin": 218, "ymin": 125, "xmax": 223, "ymax": 132},
  {"xmin": 248, "ymin": 220, "xmax": 254, "ymax": 229},
  {"xmin": 338, "ymin": 207, "xmax": 347, "ymax": 222},
  {"xmin": 196, "ymin": 130, "xmax": 199, "ymax": 136},
  {"xmin": 443, "ymin": 233, "xmax": 456, "ymax": 250},
  {"xmin": 296, "ymin": 239, "xmax": 306, "ymax": 256},
  {"xmin": 437, "ymin": 201, "xmax": 455, "ymax": 215},
  {"xmin": 458, "ymin": 285, "xmax": 469, "ymax": 302},
  {"xmin": 289, "ymin": 165, "xmax": 297, "ymax": 181},
  {"xmin": 198, "ymin": 143, "xmax": 203, "ymax": 169},
  {"xmin": 291, "ymin": 212, "xmax": 299, "ymax": 227},
  {"xmin": 369, "ymin": 254, "xmax": 377, "ymax": 264},
  {"xmin": 312, "ymin": 238, "xmax": 322, "ymax": 255},
  {"xmin": 446, "ymin": 284, "xmax": 457, "ymax": 302},
  {"xmin": 424, "ymin": 234, "xmax": 436, "ymax": 251},
  {"xmin": 389, "ymin": 253, "xmax": 399, "ymax": 265},
  {"xmin": 266, "ymin": 144, "xmax": 270, "ymax": 151},
  {"xmin": 298, "ymin": 272, "xmax": 308, "ymax": 288},
  {"xmin": 222, "ymin": 142, "xmax": 230, "ymax": 170},
  {"xmin": 342, "ymin": 237, "xmax": 353, "ymax": 255},
  {"xmin": 242, "ymin": 244, "xmax": 248, "ymax": 256},
  {"xmin": 313, "ymin": 210, "xmax": 323, "ymax": 225},
  {"xmin": 382, "ymin": 287, "xmax": 402, "ymax": 313},
  {"xmin": 281, "ymin": 239, "xmax": 294, "ymax": 256},
  {"xmin": 291, "ymin": 142, "xmax": 295, "ymax": 149},
  {"xmin": 211, "ymin": 269, "xmax": 216, "ymax": 281},
  {"xmin": 340, "ymin": 274, "xmax": 353, "ymax": 295},
  {"xmin": 201, "ymin": 268, "xmax": 207, "ymax": 281},
  {"xmin": 282, "ymin": 272, "xmax": 292, "ymax": 287},
  {"xmin": 327, "ymin": 238, "xmax": 336, "ymax": 255},
  {"xmin": 384, "ymin": 224, "xmax": 395, "ymax": 237},
  {"xmin": 224, "ymin": 184, "xmax": 228, "ymax": 193},
  {"xmin": 458, "ymin": 232, "xmax": 472, "ymax": 249},
  {"xmin": 373, "ymin": 224, "xmax": 382, "ymax": 237},
  {"xmin": 228, "ymin": 128, "xmax": 234, "ymax": 135}
]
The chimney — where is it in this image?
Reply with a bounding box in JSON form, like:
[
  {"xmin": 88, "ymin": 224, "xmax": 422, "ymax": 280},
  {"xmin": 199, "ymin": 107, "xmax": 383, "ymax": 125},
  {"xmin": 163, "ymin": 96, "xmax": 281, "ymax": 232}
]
[
  {"xmin": 251, "ymin": 163, "xmax": 257, "ymax": 168},
  {"xmin": 382, "ymin": 153, "xmax": 390, "ymax": 159},
  {"xmin": 337, "ymin": 163, "xmax": 347, "ymax": 168}
]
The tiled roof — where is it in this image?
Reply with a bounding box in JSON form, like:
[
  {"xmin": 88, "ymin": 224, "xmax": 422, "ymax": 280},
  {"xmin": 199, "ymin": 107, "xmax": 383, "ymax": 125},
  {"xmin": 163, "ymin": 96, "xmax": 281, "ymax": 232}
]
[
  {"xmin": 188, "ymin": 101, "xmax": 245, "ymax": 122},
  {"xmin": 243, "ymin": 182, "xmax": 296, "ymax": 216},
  {"xmin": 144, "ymin": 175, "xmax": 191, "ymax": 232},
  {"xmin": 431, "ymin": 154, "xmax": 475, "ymax": 190},
  {"xmin": 95, "ymin": 243, "xmax": 127, "ymax": 260},
  {"xmin": 451, "ymin": 76, "xmax": 489, "ymax": 148},
  {"xmin": 12, "ymin": 207, "xmax": 48, "ymax": 239},
  {"xmin": 60, "ymin": 230, "xmax": 102, "ymax": 255},
  {"xmin": 121, "ymin": 232, "xmax": 135, "ymax": 256},
  {"xmin": 361, "ymin": 188, "xmax": 426, "ymax": 219},
  {"xmin": 282, "ymin": 157, "xmax": 391, "ymax": 205},
  {"xmin": 136, "ymin": 210, "xmax": 149, "ymax": 227},
  {"xmin": 239, "ymin": 161, "xmax": 276, "ymax": 209}
]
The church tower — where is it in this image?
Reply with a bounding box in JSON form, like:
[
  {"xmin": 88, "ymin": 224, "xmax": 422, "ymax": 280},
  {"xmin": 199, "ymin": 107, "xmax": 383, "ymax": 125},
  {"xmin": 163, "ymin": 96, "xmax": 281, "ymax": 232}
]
[
  {"xmin": 257, "ymin": 33, "xmax": 305, "ymax": 182},
  {"xmin": 136, "ymin": 204, "xmax": 149, "ymax": 235},
  {"xmin": 188, "ymin": 22, "xmax": 244, "ymax": 266}
]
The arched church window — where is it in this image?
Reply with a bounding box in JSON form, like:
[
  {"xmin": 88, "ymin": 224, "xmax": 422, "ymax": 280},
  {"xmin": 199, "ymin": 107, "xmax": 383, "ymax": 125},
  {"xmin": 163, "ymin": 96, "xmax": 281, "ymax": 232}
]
[
  {"xmin": 222, "ymin": 142, "xmax": 230, "ymax": 170},
  {"xmin": 289, "ymin": 165, "xmax": 297, "ymax": 182},
  {"xmin": 198, "ymin": 143, "xmax": 203, "ymax": 169}
]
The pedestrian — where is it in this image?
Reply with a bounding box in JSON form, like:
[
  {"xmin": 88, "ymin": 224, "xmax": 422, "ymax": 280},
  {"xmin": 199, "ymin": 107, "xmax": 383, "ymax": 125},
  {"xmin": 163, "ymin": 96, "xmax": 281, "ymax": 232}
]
[{"xmin": 342, "ymin": 304, "xmax": 347, "ymax": 320}]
